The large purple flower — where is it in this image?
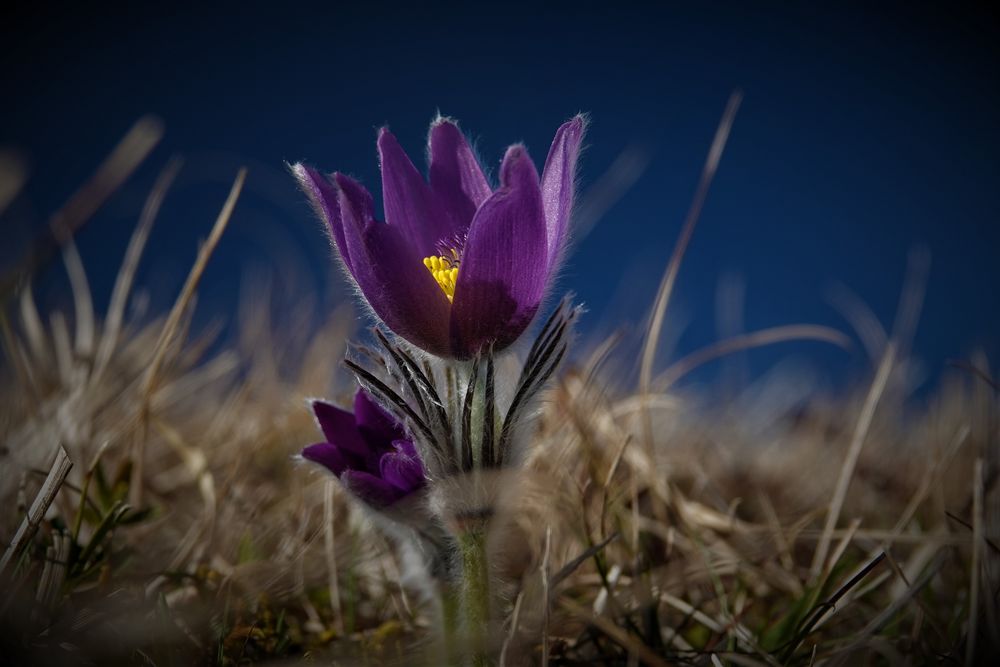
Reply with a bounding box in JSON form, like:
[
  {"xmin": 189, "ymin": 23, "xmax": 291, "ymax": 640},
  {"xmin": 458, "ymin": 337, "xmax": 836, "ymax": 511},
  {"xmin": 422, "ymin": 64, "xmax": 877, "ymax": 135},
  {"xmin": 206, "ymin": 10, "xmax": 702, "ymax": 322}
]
[
  {"xmin": 302, "ymin": 390, "xmax": 425, "ymax": 509},
  {"xmin": 294, "ymin": 115, "xmax": 585, "ymax": 359}
]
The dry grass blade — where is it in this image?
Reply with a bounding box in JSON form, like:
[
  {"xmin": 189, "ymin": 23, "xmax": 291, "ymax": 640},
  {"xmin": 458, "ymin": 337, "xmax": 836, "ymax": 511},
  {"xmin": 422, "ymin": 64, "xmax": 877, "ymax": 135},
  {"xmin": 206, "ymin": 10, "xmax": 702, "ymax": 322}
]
[
  {"xmin": 810, "ymin": 343, "xmax": 896, "ymax": 580},
  {"xmin": 573, "ymin": 143, "xmax": 651, "ymax": 240},
  {"xmin": 967, "ymin": 458, "xmax": 983, "ymax": 667},
  {"xmin": 130, "ymin": 168, "xmax": 246, "ymax": 505},
  {"xmin": 890, "ymin": 426, "xmax": 969, "ymax": 540},
  {"xmin": 782, "ymin": 552, "xmax": 887, "ymax": 661},
  {"xmin": 541, "ymin": 524, "xmax": 552, "ymax": 667},
  {"xmin": 795, "ymin": 529, "xmax": 967, "ymax": 546},
  {"xmin": 0, "ymin": 150, "xmax": 27, "ymax": 216},
  {"xmin": 603, "ymin": 435, "xmax": 631, "ymax": 489},
  {"xmin": 828, "ymin": 549, "xmax": 947, "ymax": 667},
  {"xmin": 0, "ymin": 116, "xmax": 163, "ymax": 301},
  {"xmin": 758, "ymin": 491, "xmax": 797, "ymax": 576},
  {"xmin": 560, "ymin": 597, "xmax": 673, "ymax": 667},
  {"xmin": 323, "ymin": 479, "xmax": 344, "ymax": 634},
  {"xmin": 49, "ymin": 116, "xmax": 164, "ymax": 242},
  {"xmin": 154, "ymin": 418, "xmax": 216, "ymax": 527},
  {"xmin": 825, "ymin": 518, "xmax": 863, "ymax": 584},
  {"xmin": 550, "ymin": 531, "xmax": 619, "ymax": 592},
  {"xmin": 37, "ymin": 530, "xmax": 70, "ymax": 610},
  {"xmin": 18, "ymin": 285, "xmax": 47, "ymax": 364},
  {"xmin": 62, "ymin": 240, "xmax": 95, "ymax": 357},
  {"xmin": 499, "ymin": 589, "xmax": 524, "ymax": 667},
  {"xmin": 889, "ymin": 246, "xmax": 930, "ymax": 356},
  {"xmin": 809, "ymin": 522, "xmax": 894, "ymax": 635},
  {"xmin": 72, "ymin": 440, "xmax": 111, "ymax": 544},
  {"xmin": 655, "ymin": 324, "xmax": 851, "ymax": 390},
  {"xmin": 582, "ymin": 330, "xmax": 623, "ymax": 389},
  {"xmin": 34, "ymin": 545, "xmax": 54, "ymax": 607},
  {"xmin": 949, "ymin": 359, "xmax": 998, "ymax": 391},
  {"xmin": 93, "ymin": 156, "xmax": 184, "ymax": 382},
  {"xmin": 639, "ymin": 90, "xmax": 742, "ymax": 454},
  {"xmin": 140, "ymin": 167, "xmax": 245, "ymax": 398},
  {"xmin": 660, "ymin": 591, "xmax": 770, "ymax": 660},
  {"xmin": 826, "ymin": 283, "xmax": 888, "ymax": 362},
  {"xmin": 0, "ymin": 310, "xmax": 33, "ymax": 397},
  {"xmin": 716, "ymin": 654, "xmax": 772, "ymax": 667},
  {"xmin": 0, "ymin": 446, "xmax": 73, "ymax": 575}
]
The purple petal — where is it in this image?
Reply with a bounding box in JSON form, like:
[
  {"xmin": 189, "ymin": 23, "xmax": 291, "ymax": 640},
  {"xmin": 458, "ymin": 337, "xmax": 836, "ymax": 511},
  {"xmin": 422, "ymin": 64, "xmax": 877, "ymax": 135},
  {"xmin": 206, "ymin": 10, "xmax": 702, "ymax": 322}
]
[
  {"xmin": 301, "ymin": 442, "xmax": 351, "ymax": 477},
  {"xmin": 428, "ymin": 118, "xmax": 492, "ymax": 236},
  {"xmin": 393, "ymin": 438, "xmax": 419, "ymax": 458},
  {"xmin": 449, "ymin": 145, "xmax": 548, "ymax": 356},
  {"xmin": 293, "ymin": 164, "xmax": 353, "ymax": 273},
  {"xmin": 310, "ymin": 400, "xmax": 368, "ymax": 457},
  {"xmin": 332, "ymin": 172, "xmax": 378, "ymax": 271},
  {"xmin": 333, "ymin": 173, "xmax": 452, "ymax": 356},
  {"xmin": 341, "ymin": 470, "xmax": 401, "ymax": 508},
  {"xmin": 539, "ymin": 116, "xmax": 585, "ymax": 271},
  {"xmin": 379, "ymin": 440, "xmax": 425, "ymax": 493},
  {"xmin": 378, "ymin": 128, "xmax": 453, "ymax": 257},
  {"xmin": 353, "ymin": 390, "xmax": 403, "ymax": 449}
]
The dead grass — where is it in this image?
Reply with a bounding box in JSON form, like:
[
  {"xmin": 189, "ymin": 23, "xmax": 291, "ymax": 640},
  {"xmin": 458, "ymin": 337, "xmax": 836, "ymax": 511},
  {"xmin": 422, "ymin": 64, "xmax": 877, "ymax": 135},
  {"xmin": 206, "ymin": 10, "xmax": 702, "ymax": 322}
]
[{"xmin": 1, "ymin": 119, "xmax": 997, "ymax": 666}]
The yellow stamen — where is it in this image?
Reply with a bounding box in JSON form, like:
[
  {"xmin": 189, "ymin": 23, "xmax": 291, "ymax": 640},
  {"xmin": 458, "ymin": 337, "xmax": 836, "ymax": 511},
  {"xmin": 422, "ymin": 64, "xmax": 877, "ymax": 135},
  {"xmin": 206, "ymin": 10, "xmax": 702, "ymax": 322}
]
[{"xmin": 423, "ymin": 254, "xmax": 459, "ymax": 302}]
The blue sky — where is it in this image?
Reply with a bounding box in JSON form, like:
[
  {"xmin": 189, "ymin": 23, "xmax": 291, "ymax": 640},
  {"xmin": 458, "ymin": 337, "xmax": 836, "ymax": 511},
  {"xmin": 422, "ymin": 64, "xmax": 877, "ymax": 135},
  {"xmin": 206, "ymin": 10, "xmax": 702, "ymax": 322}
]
[{"xmin": 2, "ymin": 2, "xmax": 997, "ymax": 391}]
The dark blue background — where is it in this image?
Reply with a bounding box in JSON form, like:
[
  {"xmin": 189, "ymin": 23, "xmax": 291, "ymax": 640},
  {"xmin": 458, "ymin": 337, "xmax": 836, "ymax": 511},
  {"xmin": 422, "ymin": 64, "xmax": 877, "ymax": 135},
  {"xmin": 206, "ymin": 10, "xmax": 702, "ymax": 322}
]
[{"xmin": 2, "ymin": 2, "xmax": 997, "ymax": 392}]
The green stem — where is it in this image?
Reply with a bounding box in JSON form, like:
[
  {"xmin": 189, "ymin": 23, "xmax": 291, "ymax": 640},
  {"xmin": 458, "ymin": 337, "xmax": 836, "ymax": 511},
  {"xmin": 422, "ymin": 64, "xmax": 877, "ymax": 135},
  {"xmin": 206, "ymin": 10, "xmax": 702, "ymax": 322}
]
[
  {"xmin": 441, "ymin": 581, "xmax": 461, "ymax": 665},
  {"xmin": 459, "ymin": 527, "xmax": 491, "ymax": 666}
]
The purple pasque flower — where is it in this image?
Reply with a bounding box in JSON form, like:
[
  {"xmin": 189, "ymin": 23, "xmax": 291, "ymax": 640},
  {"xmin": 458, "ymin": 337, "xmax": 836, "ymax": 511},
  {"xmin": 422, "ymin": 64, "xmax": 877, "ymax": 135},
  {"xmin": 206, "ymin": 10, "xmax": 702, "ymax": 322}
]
[
  {"xmin": 302, "ymin": 389, "xmax": 426, "ymax": 509},
  {"xmin": 294, "ymin": 115, "xmax": 585, "ymax": 359}
]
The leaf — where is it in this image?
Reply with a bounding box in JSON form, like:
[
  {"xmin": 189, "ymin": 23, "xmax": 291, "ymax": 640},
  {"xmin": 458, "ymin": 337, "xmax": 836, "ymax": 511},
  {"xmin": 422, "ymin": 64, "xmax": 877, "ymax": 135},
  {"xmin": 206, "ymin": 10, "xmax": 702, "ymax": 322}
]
[
  {"xmin": 237, "ymin": 531, "xmax": 261, "ymax": 564},
  {"xmin": 72, "ymin": 500, "xmax": 131, "ymax": 576}
]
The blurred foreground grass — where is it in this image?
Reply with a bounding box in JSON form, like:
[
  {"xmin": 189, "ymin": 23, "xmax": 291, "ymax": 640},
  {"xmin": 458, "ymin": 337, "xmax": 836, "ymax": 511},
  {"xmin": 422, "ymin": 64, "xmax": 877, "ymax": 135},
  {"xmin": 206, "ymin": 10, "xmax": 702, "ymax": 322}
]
[{"xmin": 1, "ymin": 119, "xmax": 997, "ymax": 665}]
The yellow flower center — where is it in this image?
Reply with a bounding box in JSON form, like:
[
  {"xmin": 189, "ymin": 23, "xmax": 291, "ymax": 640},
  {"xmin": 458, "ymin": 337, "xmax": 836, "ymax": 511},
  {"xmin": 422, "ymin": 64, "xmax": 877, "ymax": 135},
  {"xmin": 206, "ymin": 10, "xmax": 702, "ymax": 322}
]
[{"xmin": 423, "ymin": 252, "xmax": 459, "ymax": 302}]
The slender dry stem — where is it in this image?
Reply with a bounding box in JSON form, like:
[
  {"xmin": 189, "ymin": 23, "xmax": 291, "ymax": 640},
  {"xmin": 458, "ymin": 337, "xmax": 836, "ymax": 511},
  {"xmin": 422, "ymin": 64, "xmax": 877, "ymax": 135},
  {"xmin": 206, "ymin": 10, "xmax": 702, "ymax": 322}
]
[
  {"xmin": 638, "ymin": 91, "xmax": 742, "ymax": 455},
  {"xmin": 130, "ymin": 168, "xmax": 245, "ymax": 505},
  {"xmin": 0, "ymin": 446, "xmax": 72, "ymax": 574},
  {"xmin": 811, "ymin": 343, "xmax": 896, "ymax": 580}
]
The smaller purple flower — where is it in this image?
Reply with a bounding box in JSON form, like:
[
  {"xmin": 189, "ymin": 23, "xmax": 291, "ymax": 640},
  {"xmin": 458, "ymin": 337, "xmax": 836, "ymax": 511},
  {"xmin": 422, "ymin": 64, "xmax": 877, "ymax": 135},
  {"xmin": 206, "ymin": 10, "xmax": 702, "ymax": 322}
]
[{"xmin": 301, "ymin": 390, "xmax": 426, "ymax": 509}]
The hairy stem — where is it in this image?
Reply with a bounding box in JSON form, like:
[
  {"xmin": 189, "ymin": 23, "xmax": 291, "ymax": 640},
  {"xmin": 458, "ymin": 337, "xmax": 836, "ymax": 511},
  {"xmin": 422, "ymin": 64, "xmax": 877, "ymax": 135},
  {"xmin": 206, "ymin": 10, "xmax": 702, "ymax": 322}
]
[
  {"xmin": 441, "ymin": 581, "xmax": 461, "ymax": 665},
  {"xmin": 459, "ymin": 526, "xmax": 491, "ymax": 665}
]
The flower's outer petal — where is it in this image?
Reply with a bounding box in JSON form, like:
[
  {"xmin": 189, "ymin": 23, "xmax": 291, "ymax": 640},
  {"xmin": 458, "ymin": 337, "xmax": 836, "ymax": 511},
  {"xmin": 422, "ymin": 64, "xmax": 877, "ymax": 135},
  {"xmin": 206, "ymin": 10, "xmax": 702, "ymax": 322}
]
[
  {"xmin": 292, "ymin": 164, "xmax": 353, "ymax": 273},
  {"xmin": 354, "ymin": 389, "xmax": 403, "ymax": 449},
  {"xmin": 310, "ymin": 400, "xmax": 368, "ymax": 457},
  {"xmin": 378, "ymin": 128, "xmax": 452, "ymax": 257},
  {"xmin": 380, "ymin": 439, "xmax": 425, "ymax": 493},
  {"xmin": 450, "ymin": 145, "xmax": 548, "ymax": 356},
  {"xmin": 301, "ymin": 442, "xmax": 351, "ymax": 477},
  {"xmin": 334, "ymin": 173, "xmax": 452, "ymax": 356},
  {"xmin": 539, "ymin": 116, "xmax": 585, "ymax": 270},
  {"xmin": 428, "ymin": 118, "xmax": 492, "ymax": 236},
  {"xmin": 333, "ymin": 172, "xmax": 379, "ymax": 268},
  {"xmin": 394, "ymin": 438, "xmax": 419, "ymax": 458},
  {"xmin": 341, "ymin": 470, "xmax": 400, "ymax": 508}
]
